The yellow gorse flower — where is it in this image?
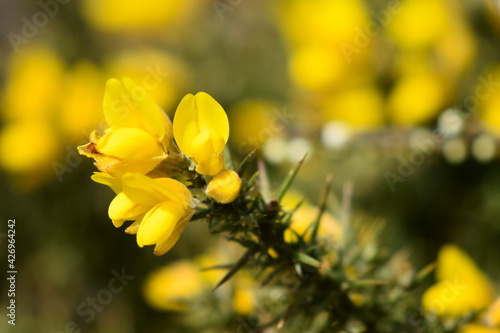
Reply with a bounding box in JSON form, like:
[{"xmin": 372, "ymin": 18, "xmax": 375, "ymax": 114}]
[
  {"xmin": 206, "ymin": 169, "xmax": 242, "ymax": 204},
  {"xmin": 173, "ymin": 92, "xmax": 229, "ymax": 176},
  {"xmin": 422, "ymin": 244, "xmax": 495, "ymax": 318},
  {"xmin": 97, "ymin": 172, "xmax": 195, "ymax": 256},
  {"xmin": 78, "ymin": 77, "xmax": 171, "ymax": 177}
]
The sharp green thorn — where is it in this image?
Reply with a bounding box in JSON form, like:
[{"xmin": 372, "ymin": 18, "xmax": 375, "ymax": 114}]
[
  {"xmin": 276, "ymin": 152, "xmax": 308, "ymax": 202},
  {"xmin": 311, "ymin": 170, "xmax": 334, "ymax": 241}
]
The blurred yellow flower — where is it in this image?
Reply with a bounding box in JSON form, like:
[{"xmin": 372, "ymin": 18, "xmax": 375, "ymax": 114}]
[
  {"xmin": 279, "ymin": 0, "xmax": 369, "ymax": 47},
  {"xmin": 105, "ymin": 49, "xmax": 191, "ymax": 113},
  {"xmin": 0, "ymin": 121, "xmax": 59, "ymax": 178},
  {"xmin": 281, "ymin": 191, "xmax": 342, "ymax": 243},
  {"xmin": 143, "ymin": 260, "xmax": 205, "ymax": 311},
  {"xmin": 387, "ymin": 0, "xmax": 449, "ymax": 49},
  {"xmin": 59, "ymin": 61, "xmax": 104, "ymax": 143},
  {"xmin": 2, "ymin": 45, "xmax": 64, "ymax": 121},
  {"xmin": 173, "ymin": 92, "xmax": 229, "ymax": 176},
  {"xmin": 107, "ymin": 173, "xmax": 195, "ymax": 256},
  {"xmin": 206, "ymin": 169, "xmax": 242, "ymax": 204},
  {"xmin": 81, "ymin": 0, "xmax": 197, "ymax": 32},
  {"xmin": 322, "ymin": 85, "xmax": 385, "ymax": 129},
  {"xmin": 478, "ymin": 66, "xmax": 500, "ymax": 135},
  {"xmin": 422, "ymin": 244, "xmax": 495, "ymax": 318},
  {"xmin": 232, "ymin": 273, "xmax": 256, "ymax": 315},
  {"xmin": 78, "ymin": 77, "xmax": 171, "ymax": 177},
  {"xmin": 388, "ymin": 70, "xmax": 447, "ymax": 125},
  {"xmin": 289, "ymin": 45, "xmax": 347, "ymax": 91},
  {"xmin": 229, "ymin": 99, "xmax": 283, "ymax": 151}
]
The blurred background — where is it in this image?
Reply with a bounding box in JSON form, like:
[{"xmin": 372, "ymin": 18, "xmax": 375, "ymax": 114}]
[{"xmin": 1, "ymin": 0, "xmax": 500, "ymax": 331}]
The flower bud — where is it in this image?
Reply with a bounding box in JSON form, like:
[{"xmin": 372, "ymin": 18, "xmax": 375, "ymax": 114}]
[{"xmin": 206, "ymin": 169, "xmax": 242, "ymax": 204}]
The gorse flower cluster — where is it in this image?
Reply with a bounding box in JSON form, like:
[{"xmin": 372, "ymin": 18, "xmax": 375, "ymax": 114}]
[
  {"xmin": 79, "ymin": 77, "xmax": 241, "ymax": 255},
  {"xmin": 80, "ymin": 78, "xmax": 497, "ymax": 332}
]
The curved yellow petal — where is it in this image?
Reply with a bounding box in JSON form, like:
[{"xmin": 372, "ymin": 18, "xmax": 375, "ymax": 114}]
[
  {"xmin": 153, "ymin": 212, "xmax": 193, "ymax": 256},
  {"xmin": 94, "ymin": 155, "xmax": 166, "ymax": 178},
  {"xmin": 136, "ymin": 201, "xmax": 185, "ymax": 247},
  {"xmin": 103, "ymin": 77, "xmax": 167, "ymax": 141},
  {"xmin": 173, "ymin": 92, "xmax": 229, "ymax": 156},
  {"xmin": 91, "ymin": 172, "xmax": 122, "ymax": 194},
  {"xmin": 121, "ymin": 77, "xmax": 169, "ymax": 141},
  {"xmin": 122, "ymin": 173, "xmax": 193, "ymax": 207},
  {"xmin": 108, "ymin": 192, "xmax": 149, "ymax": 227},
  {"xmin": 97, "ymin": 128, "xmax": 164, "ymax": 161}
]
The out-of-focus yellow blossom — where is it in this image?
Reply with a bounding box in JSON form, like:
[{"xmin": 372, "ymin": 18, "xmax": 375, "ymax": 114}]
[
  {"xmin": 322, "ymin": 85, "xmax": 385, "ymax": 129},
  {"xmin": 206, "ymin": 169, "xmax": 242, "ymax": 204},
  {"xmin": 78, "ymin": 77, "xmax": 171, "ymax": 177},
  {"xmin": 388, "ymin": 0, "xmax": 449, "ymax": 49},
  {"xmin": 229, "ymin": 100, "xmax": 282, "ymax": 150},
  {"xmin": 173, "ymin": 92, "xmax": 229, "ymax": 176},
  {"xmin": 2, "ymin": 46, "xmax": 64, "ymax": 120},
  {"xmin": 81, "ymin": 0, "xmax": 198, "ymax": 32},
  {"xmin": 232, "ymin": 273, "xmax": 256, "ymax": 315},
  {"xmin": 478, "ymin": 66, "xmax": 500, "ymax": 135},
  {"xmin": 0, "ymin": 121, "xmax": 59, "ymax": 178},
  {"xmin": 281, "ymin": 191, "xmax": 342, "ymax": 243},
  {"xmin": 143, "ymin": 260, "xmax": 205, "ymax": 311},
  {"xmin": 279, "ymin": 0, "xmax": 369, "ymax": 47},
  {"xmin": 278, "ymin": 0, "xmax": 370, "ymax": 91},
  {"xmin": 289, "ymin": 45, "xmax": 348, "ymax": 91},
  {"xmin": 435, "ymin": 11, "xmax": 477, "ymax": 79},
  {"xmin": 105, "ymin": 49, "xmax": 191, "ymax": 113},
  {"xmin": 103, "ymin": 173, "xmax": 195, "ymax": 256},
  {"xmin": 59, "ymin": 61, "xmax": 104, "ymax": 143},
  {"xmin": 422, "ymin": 244, "xmax": 495, "ymax": 318},
  {"xmin": 388, "ymin": 71, "xmax": 447, "ymax": 125}
]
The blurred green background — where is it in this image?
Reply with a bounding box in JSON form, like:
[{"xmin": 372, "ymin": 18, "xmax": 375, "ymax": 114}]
[{"xmin": 1, "ymin": 0, "xmax": 500, "ymax": 332}]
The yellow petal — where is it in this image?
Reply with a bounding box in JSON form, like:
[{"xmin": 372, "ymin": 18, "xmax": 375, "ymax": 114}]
[
  {"xmin": 108, "ymin": 192, "xmax": 149, "ymax": 227},
  {"xmin": 153, "ymin": 212, "xmax": 193, "ymax": 256},
  {"xmin": 190, "ymin": 128, "xmax": 226, "ymax": 163},
  {"xmin": 136, "ymin": 201, "xmax": 185, "ymax": 247},
  {"xmin": 195, "ymin": 153, "xmax": 224, "ymax": 176},
  {"xmin": 103, "ymin": 77, "xmax": 167, "ymax": 141},
  {"xmin": 94, "ymin": 155, "xmax": 166, "ymax": 178},
  {"xmin": 91, "ymin": 172, "xmax": 122, "ymax": 194},
  {"xmin": 122, "ymin": 173, "xmax": 193, "ymax": 207},
  {"xmin": 97, "ymin": 128, "xmax": 165, "ymax": 161},
  {"xmin": 121, "ymin": 77, "xmax": 169, "ymax": 141},
  {"xmin": 173, "ymin": 92, "xmax": 229, "ymax": 157}
]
